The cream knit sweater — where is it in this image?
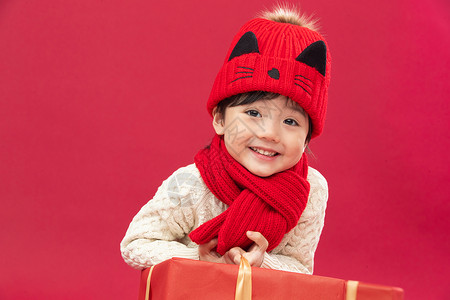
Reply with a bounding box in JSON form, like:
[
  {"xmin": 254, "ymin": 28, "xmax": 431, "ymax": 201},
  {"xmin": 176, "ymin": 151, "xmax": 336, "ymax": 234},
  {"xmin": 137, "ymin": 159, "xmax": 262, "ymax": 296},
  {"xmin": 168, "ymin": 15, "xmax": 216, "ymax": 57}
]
[{"xmin": 120, "ymin": 163, "xmax": 328, "ymax": 274}]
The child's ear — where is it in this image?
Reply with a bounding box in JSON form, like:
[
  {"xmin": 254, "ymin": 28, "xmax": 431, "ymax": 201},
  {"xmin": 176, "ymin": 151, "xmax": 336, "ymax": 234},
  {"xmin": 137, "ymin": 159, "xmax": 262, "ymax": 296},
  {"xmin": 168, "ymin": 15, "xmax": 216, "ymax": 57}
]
[{"xmin": 212, "ymin": 107, "xmax": 225, "ymax": 135}]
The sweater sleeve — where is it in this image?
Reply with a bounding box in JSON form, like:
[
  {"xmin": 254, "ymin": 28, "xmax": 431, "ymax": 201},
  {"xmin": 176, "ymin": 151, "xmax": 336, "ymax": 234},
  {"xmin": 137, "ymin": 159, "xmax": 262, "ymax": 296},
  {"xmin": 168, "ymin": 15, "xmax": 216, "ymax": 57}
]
[
  {"xmin": 120, "ymin": 165, "xmax": 206, "ymax": 269},
  {"xmin": 260, "ymin": 167, "xmax": 329, "ymax": 274}
]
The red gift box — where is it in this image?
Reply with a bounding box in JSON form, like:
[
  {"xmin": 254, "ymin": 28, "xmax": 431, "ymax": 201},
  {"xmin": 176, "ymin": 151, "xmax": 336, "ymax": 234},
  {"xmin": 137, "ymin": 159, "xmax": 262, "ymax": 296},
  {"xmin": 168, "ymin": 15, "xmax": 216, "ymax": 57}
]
[{"xmin": 138, "ymin": 258, "xmax": 403, "ymax": 300}]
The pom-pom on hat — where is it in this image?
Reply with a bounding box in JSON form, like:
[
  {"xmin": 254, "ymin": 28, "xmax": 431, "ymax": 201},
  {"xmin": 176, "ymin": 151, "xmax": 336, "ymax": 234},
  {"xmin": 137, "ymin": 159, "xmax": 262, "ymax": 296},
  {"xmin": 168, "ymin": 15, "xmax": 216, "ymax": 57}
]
[{"xmin": 207, "ymin": 11, "xmax": 331, "ymax": 138}]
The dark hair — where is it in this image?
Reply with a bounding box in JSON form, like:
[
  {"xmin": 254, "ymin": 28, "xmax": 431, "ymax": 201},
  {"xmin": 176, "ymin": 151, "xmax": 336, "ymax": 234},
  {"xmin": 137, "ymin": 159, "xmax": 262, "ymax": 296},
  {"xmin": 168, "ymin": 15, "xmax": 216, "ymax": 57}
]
[{"xmin": 216, "ymin": 91, "xmax": 313, "ymax": 144}]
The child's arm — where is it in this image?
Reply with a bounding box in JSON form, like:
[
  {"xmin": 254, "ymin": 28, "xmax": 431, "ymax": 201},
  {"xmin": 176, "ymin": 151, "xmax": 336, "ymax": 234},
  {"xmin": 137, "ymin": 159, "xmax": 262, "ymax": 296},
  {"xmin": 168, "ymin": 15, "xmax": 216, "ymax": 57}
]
[
  {"xmin": 120, "ymin": 165, "xmax": 204, "ymax": 269},
  {"xmin": 121, "ymin": 165, "xmax": 328, "ymax": 273}
]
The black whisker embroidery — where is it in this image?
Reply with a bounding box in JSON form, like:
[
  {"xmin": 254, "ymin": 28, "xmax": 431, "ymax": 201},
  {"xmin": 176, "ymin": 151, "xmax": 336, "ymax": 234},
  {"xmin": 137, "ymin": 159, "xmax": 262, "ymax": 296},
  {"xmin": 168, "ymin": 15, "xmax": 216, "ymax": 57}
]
[
  {"xmin": 230, "ymin": 76, "xmax": 253, "ymax": 83},
  {"xmin": 237, "ymin": 66, "xmax": 254, "ymax": 70},
  {"xmin": 235, "ymin": 71, "xmax": 253, "ymax": 74},
  {"xmin": 294, "ymin": 78, "xmax": 312, "ymax": 88},
  {"xmin": 294, "ymin": 83, "xmax": 311, "ymax": 95},
  {"xmin": 295, "ymin": 75, "xmax": 312, "ymax": 82}
]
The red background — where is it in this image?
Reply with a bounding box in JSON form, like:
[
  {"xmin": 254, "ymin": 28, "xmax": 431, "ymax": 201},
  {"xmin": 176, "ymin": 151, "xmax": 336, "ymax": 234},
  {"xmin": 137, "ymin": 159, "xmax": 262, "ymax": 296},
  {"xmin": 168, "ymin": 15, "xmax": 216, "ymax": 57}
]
[{"xmin": 1, "ymin": 1, "xmax": 449, "ymax": 299}]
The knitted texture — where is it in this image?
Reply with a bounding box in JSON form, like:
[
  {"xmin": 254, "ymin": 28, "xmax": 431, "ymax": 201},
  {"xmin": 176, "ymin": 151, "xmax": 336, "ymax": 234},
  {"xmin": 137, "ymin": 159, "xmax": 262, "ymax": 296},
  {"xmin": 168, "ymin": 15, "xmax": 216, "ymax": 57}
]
[
  {"xmin": 120, "ymin": 163, "xmax": 329, "ymax": 273},
  {"xmin": 207, "ymin": 18, "xmax": 331, "ymax": 138},
  {"xmin": 189, "ymin": 135, "xmax": 310, "ymax": 255}
]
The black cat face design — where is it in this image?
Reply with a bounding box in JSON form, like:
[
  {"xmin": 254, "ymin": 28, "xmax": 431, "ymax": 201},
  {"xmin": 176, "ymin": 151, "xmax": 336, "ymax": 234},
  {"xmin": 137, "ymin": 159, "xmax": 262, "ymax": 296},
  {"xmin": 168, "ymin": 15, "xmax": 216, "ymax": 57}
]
[{"xmin": 228, "ymin": 31, "xmax": 327, "ymax": 76}]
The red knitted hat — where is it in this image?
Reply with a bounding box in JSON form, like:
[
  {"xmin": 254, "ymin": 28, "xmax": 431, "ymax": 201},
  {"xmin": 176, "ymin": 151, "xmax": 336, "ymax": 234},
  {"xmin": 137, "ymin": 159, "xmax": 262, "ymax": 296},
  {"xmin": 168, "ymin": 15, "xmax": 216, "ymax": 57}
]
[{"xmin": 207, "ymin": 18, "xmax": 331, "ymax": 138}]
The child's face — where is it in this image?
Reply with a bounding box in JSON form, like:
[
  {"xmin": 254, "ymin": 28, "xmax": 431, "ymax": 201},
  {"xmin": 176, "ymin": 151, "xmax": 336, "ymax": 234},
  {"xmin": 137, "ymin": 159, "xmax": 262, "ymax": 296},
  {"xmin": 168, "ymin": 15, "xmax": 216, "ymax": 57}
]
[{"xmin": 213, "ymin": 95, "xmax": 309, "ymax": 177}]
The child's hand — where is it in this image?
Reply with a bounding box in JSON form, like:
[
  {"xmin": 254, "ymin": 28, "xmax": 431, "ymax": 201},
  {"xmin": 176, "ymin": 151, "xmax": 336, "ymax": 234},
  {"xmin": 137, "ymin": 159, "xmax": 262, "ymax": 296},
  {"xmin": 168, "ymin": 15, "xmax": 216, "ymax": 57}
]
[
  {"xmin": 198, "ymin": 238, "xmax": 234, "ymax": 264},
  {"xmin": 198, "ymin": 232, "xmax": 268, "ymax": 267},
  {"xmin": 226, "ymin": 231, "xmax": 269, "ymax": 267}
]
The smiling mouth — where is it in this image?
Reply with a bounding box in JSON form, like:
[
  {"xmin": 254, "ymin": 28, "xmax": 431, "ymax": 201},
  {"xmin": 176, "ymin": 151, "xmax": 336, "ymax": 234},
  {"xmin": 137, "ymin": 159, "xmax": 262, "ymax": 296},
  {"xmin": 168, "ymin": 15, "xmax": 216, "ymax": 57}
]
[{"xmin": 249, "ymin": 147, "xmax": 279, "ymax": 157}]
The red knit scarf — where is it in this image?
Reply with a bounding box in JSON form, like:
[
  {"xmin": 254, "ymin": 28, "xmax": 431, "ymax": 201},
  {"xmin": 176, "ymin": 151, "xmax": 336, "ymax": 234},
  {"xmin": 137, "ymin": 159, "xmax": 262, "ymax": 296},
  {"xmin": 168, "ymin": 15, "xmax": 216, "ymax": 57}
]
[{"xmin": 189, "ymin": 135, "xmax": 310, "ymax": 255}]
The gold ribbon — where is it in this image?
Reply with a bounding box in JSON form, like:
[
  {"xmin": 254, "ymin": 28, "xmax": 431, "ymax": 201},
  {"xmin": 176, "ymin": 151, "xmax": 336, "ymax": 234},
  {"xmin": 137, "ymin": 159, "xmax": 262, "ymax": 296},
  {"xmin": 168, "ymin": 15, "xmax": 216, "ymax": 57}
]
[
  {"xmin": 144, "ymin": 265, "xmax": 156, "ymax": 300},
  {"xmin": 346, "ymin": 280, "xmax": 359, "ymax": 300},
  {"xmin": 235, "ymin": 257, "xmax": 252, "ymax": 300}
]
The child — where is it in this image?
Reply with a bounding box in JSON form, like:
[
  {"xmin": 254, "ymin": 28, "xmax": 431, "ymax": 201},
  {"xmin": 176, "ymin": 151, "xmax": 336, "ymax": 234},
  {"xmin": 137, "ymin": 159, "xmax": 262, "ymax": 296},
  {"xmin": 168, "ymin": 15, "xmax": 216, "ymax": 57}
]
[{"xmin": 121, "ymin": 5, "xmax": 331, "ymax": 274}]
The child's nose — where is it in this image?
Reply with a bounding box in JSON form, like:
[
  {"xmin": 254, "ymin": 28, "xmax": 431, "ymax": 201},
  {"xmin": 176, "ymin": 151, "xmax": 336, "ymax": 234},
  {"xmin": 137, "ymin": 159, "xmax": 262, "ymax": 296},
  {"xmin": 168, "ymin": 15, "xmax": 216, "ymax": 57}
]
[{"xmin": 257, "ymin": 120, "xmax": 280, "ymax": 143}]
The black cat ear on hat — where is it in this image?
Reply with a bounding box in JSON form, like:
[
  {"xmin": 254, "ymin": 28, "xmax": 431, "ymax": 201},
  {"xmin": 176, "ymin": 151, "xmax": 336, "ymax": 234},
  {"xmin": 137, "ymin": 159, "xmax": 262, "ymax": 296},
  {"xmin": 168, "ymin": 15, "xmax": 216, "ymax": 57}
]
[
  {"xmin": 296, "ymin": 41, "xmax": 327, "ymax": 76},
  {"xmin": 228, "ymin": 31, "xmax": 260, "ymax": 61}
]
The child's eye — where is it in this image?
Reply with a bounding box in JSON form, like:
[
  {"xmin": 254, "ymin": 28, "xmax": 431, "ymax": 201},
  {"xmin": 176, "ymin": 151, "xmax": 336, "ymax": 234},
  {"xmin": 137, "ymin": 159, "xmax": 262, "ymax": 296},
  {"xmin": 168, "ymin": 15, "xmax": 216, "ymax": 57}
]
[
  {"xmin": 284, "ymin": 118, "xmax": 299, "ymax": 126},
  {"xmin": 246, "ymin": 110, "xmax": 261, "ymax": 117}
]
